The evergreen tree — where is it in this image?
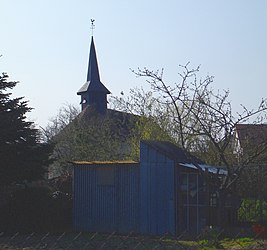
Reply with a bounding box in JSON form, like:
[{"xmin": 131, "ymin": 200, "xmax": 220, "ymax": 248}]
[{"xmin": 0, "ymin": 72, "xmax": 52, "ymax": 185}]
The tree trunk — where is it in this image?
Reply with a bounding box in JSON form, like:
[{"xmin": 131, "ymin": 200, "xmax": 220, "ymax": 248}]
[{"xmin": 217, "ymin": 190, "xmax": 226, "ymax": 228}]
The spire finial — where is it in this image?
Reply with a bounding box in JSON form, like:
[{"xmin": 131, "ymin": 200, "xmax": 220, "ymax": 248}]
[{"xmin": 90, "ymin": 19, "xmax": 95, "ymax": 36}]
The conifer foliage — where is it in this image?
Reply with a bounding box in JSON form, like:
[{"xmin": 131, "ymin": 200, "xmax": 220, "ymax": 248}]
[{"xmin": 0, "ymin": 73, "xmax": 52, "ymax": 185}]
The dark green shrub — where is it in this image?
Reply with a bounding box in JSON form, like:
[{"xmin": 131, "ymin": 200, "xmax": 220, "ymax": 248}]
[{"xmin": 0, "ymin": 186, "xmax": 72, "ymax": 232}]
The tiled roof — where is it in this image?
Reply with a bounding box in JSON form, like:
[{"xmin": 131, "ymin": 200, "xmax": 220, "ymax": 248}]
[
  {"xmin": 235, "ymin": 124, "xmax": 267, "ymax": 148},
  {"xmin": 76, "ymin": 106, "xmax": 139, "ymax": 138}
]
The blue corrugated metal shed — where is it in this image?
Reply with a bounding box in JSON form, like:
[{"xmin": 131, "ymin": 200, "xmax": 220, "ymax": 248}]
[
  {"xmin": 72, "ymin": 141, "xmax": 227, "ymax": 235},
  {"xmin": 73, "ymin": 161, "xmax": 139, "ymax": 233}
]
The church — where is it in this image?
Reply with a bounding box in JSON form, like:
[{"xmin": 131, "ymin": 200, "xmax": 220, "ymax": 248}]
[
  {"xmin": 71, "ymin": 31, "xmax": 238, "ymax": 236},
  {"xmin": 75, "ymin": 34, "xmax": 139, "ymax": 142},
  {"xmin": 49, "ymin": 32, "xmax": 141, "ymax": 179},
  {"xmin": 49, "ymin": 30, "xmax": 170, "ymax": 178}
]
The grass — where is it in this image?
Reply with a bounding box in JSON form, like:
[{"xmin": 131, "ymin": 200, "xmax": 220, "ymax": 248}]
[{"xmin": 0, "ymin": 232, "xmax": 266, "ymax": 249}]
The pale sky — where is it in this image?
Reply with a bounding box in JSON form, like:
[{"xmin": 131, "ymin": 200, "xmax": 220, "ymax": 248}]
[{"xmin": 1, "ymin": 0, "xmax": 267, "ymax": 127}]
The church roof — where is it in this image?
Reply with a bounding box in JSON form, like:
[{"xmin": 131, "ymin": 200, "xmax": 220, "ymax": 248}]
[
  {"xmin": 76, "ymin": 105, "xmax": 139, "ymax": 138},
  {"xmin": 77, "ymin": 36, "xmax": 111, "ymax": 95}
]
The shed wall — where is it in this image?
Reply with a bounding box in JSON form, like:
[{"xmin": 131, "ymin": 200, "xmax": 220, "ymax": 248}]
[
  {"xmin": 140, "ymin": 142, "xmax": 176, "ymax": 235},
  {"xmin": 73, "ymin": 163, "xmax": 140, "ymax": 233}
]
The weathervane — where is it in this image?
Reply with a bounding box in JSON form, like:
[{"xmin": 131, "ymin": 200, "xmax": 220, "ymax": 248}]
[{"xmin": 90, "ymin": 19, "xmax": 95, "ymax": 36}]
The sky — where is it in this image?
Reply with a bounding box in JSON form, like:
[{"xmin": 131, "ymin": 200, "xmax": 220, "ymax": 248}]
[{"xmin": 1, "ymin": 0, "xmax": 267, "ymax": 128}]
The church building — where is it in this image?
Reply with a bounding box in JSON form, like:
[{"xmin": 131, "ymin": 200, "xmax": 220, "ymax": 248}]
[
  {"xmin": 72, "ymin": 30, "xmax": 238, "ymax": 236},
  {"xmin": 48, "ymin": 32, "xmax": 140, "ymax": 179}
]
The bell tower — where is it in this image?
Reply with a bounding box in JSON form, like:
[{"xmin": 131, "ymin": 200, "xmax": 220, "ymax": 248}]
[{"xmin": 77, "ymin": 22, "xmax": 110, "ymax": 114}]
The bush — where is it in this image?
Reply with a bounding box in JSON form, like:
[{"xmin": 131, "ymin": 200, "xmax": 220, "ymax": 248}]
[
  {"xmin": 238, "ymin": 199, "xmax": 267, "ymax": 222},
  {"xmin": 0, "ymin": 186, "xmax": 72, "ymax": 232}
]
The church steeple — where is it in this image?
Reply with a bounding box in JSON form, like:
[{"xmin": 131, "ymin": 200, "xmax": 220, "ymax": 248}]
[
  {"xmin": 77, "ymin": 35, "xmax": 111, "ymax": 113},
  {"xmin": 86, "ymin": 36, "xmax": 100, "ymax": 83}
]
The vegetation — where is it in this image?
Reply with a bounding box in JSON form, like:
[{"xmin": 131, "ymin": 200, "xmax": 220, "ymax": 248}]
[
  {"xmin": 0, "ymin": 72, "xmax": 53, "ymax": 185},
  {"xmin": 43, "ymin": 104, "xmax": 134, "ymax": 176},
  {"xmin": 110, "ymin": 88, "xmax": 175, "ymax": 160},
  {"xmin": 0, "ymin": 232, "xmax": 265, "ymax": 249},
  {"xmin": 130, "ymin": 64, "xmax": 267, "ymax": 226},
  {"xmin": 239, "ymin": 199, "xmax": 267, "ymax": 222},
  {"xmin": 0, "ymin": 72, "xmax": 71, "ymax": 232},
  {"xmin": 43, "ymin": 92, "xmax": 172, "ymax": 176},
  {"xmin": 0, "ymin": 186, "xmax": 72, "ymax": 232},
  {"xmin": 44, "ymin": 64, "xmax": 267, "ymax": 228}
]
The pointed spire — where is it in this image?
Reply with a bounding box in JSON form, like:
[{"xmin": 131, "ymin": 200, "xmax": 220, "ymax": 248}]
[
  {"xmin": 77, "ymin": 36, "xmax": 110, "ymax": 95},
  {"xmin": 86, "ymin": 36, "xmax": 100, "ymax": 83},
  {"xmin": 77, "ymin": 28, "xmax": 111, "ymax": 113}
]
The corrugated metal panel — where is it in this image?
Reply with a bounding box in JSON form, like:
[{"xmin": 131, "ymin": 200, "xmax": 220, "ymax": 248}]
[
  {"xmin": 140, "ymin": 142, "xmax": 176, "ymax": 235},
  {"xmin": 73, "ymin": 163, "xmax": 140, "ymax": 233}
]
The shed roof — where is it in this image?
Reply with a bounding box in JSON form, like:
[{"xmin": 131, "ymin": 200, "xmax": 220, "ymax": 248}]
[
  {"xmin": 141, "ymin": 140, "xmax": 227, "ymax": 174},
  {"xmin": 179, "ymin": 163, "xmax": 227, "ymax": 175},
  {"xmin": 141, "ymin": 140, "xmax": 204, "ymax": 164},
  {"xmin": 72, "ymin": 160, "xmax": 138, "ymax": 166}
]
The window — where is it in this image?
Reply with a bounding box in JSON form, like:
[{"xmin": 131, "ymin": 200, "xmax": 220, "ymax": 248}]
[
  {"xmin": 210, "ymin": 193, "xmax": 217, "ymax": 207},
  {"xmin": 97, "ymin": 167, "xmax": 115, "ymax": 186}
]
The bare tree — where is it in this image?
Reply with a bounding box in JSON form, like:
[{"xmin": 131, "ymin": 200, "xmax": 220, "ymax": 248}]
[
  {"xmin": 42, "ymin": 103, "xmax": 80, "ymax": 142},
  {"xmin": 133, "ymin": 63, "xmax": 267, "ymax": 226},
  {"xmin": 110, "ymin": 88, "xmax": 176, "ymax": 159}
]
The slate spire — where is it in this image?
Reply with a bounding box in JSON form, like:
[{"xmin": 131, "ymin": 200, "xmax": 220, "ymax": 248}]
[
  {"xmin": 86, "ymin": 36, "xmax": 100, "ymax": 83},
  {"xmin": 77, "ymin": 35, "xmax": 111, "ymax": 113}
]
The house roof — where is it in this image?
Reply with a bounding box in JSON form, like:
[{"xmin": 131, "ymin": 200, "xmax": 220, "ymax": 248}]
[
  {"xmin": 235, "ymin": 124, "xmax": 267, "ymax": 148},
  {"xmin": 141, "ymin": 140, "xmax": 204, "ymax": 164},
  {"xmin": 77, "ymin": 36, "xmax": 110, "ymax": 95}
]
